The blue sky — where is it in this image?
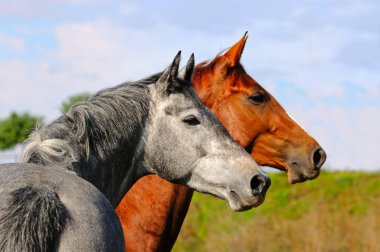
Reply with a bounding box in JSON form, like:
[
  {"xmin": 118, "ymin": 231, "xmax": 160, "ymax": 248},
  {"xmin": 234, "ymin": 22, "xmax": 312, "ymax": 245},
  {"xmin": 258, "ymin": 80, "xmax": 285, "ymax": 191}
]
[{"xmin": 1, "ymin": 0, "xmax": 379, "ymax": 170}]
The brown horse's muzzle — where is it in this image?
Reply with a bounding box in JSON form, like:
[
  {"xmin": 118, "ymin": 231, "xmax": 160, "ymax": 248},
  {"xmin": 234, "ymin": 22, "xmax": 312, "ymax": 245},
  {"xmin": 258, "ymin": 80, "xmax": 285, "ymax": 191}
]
[{"xmin": 288, "ymin": 146, "xmax": 327, "ymax": 184}]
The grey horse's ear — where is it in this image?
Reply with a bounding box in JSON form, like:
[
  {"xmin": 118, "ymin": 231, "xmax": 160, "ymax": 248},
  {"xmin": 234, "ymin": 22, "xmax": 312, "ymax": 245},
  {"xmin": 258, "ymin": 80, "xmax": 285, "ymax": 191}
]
[
  {"xmin": 178, "ymin": 53, "xmax": 195, "ymax": 82},
  {"xmin": 158, "ymin": 51, "xmax": 182, "ymax": 92}
]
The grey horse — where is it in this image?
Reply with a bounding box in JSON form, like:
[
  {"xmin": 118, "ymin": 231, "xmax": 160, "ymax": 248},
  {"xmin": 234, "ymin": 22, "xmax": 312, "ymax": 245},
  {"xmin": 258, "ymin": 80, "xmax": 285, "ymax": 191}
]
[
  {"xmin": 0, "ymin": 52, "xmax": 270, "ymax": 251},
  {"xmin": 0, "ymin": 163, "xmax": 123, "ymax": 251}
]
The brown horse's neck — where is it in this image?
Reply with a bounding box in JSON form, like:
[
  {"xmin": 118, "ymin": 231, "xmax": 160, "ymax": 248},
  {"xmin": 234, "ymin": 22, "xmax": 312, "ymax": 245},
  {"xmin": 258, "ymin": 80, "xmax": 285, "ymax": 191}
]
[{"xmin": 118, "ymin": 175, "xmax": 194, "ymax": 252}]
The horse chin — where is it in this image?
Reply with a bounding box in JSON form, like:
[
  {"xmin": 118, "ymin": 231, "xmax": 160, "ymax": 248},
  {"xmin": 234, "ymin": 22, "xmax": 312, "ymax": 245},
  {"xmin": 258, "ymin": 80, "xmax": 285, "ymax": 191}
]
[
  {"xmin": 227, "ymin": 191, "xmax": 264, "ymax": 212},
  {"xmin": 288, "ymin": 168, "xmax": 321, "ymax": 184}
]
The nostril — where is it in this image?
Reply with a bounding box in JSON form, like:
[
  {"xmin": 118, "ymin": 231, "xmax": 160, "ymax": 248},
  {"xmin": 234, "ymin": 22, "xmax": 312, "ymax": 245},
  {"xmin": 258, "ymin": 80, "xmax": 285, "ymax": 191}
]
[
  {"xmin": 312, "ymin": 148, "xmax": 327, "ymax": 168},
  {"xmin": 250, "ymin": 175, "xmax": 266, "ymax": 195},
  {"xmin": 313, "ymin": 151, "xmax": 321, "ymax": 164}
]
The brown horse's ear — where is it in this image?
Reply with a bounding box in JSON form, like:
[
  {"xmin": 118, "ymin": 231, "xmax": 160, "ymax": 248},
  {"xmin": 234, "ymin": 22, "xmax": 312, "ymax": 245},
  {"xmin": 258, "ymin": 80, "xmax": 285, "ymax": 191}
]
[
  {"xmin": 178, "ymin": 53, "xmax": 195, "ymax": 81},
  {"xmin": 214, "ymin": 56, "xmax": 231, "ymax": 76},
  {"xmin": 223, "ymin": 31, "xmax": 248, "ymax": 67},
  {"xmin": 158, "ymin": 51, "xmax": 182, "ymax": 92}
]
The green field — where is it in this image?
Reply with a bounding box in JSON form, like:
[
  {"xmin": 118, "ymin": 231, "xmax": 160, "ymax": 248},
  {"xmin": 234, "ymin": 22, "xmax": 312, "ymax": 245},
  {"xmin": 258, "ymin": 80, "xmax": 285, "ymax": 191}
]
[{"xmin": 173, "ymin": 171, "xmax": 380, "ymax": 252}]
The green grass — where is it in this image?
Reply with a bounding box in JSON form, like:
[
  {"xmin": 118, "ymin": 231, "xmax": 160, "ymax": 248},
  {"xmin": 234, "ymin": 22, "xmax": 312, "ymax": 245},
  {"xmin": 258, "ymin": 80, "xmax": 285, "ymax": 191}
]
[{"xmin": 173, "ymin": 171, "xmax": 380, "ymax": 252}]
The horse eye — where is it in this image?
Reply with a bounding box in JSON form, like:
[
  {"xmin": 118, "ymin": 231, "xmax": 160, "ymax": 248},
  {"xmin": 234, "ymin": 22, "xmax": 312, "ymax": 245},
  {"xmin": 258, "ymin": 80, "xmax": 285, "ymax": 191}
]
[
  {"xmin": 249, "ymin": 92, "xmax": 268, "ymax": 105},
  {"xmin": 183, "ymin": 115, "xmax": 200, "ymax": 126}
]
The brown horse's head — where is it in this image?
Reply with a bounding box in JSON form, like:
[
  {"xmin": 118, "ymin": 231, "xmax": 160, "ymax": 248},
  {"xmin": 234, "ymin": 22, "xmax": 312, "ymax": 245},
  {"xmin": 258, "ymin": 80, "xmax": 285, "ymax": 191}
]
[{"xmin": 192, "ymin": 32, "xmax": 326, "ymax": 184}]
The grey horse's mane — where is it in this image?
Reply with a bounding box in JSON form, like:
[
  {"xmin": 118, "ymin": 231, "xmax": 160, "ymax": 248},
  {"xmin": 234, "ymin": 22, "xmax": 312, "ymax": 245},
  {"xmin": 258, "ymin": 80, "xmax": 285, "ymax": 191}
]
[{"xmin": 21, "ymin": 73, "xmax": 162, "ymax": 171}]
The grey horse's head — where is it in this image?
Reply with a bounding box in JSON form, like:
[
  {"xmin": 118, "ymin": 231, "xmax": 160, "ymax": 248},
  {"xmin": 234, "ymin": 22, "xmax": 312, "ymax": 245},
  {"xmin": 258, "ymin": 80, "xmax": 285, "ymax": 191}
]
[{"xmin": 143, "ymin": 52, "xmax": 271, "ymax": 211}]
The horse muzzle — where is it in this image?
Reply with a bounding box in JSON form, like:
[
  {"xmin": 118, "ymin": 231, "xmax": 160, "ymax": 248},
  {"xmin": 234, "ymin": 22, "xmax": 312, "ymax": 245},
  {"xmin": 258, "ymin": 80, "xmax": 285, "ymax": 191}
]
[{"xmin": 227, "ymin": 173, "xmax": 271, "ymax": 211}]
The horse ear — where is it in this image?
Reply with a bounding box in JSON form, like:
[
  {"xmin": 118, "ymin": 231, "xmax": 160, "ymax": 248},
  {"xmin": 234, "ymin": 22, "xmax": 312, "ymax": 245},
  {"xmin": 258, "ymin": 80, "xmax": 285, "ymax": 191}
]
[
  {"xmin": 178, "ymin": 53, "xmax": 195, "ymax": 81},
  {"xmin": 214, "ymin": 56, "xmax": 231, "ymax": 76},
  {"xmin": 223, "ymin": 31, "xmax": 248, "ymax": 67},
  {"xmin": 158, "ymin": 51, "xmax": 182, "ymax": 92}
]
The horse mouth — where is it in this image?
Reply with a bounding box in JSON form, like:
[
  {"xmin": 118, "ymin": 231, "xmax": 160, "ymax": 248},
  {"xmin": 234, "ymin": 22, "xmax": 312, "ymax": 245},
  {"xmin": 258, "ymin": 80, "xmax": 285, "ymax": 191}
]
[
  {"xmin": 228, "ymin": 191, "xmax": 264, "ymax": 212},
  {"xmin": 289, "ymin": 169, "xmax": 321, "ymax": 184}
]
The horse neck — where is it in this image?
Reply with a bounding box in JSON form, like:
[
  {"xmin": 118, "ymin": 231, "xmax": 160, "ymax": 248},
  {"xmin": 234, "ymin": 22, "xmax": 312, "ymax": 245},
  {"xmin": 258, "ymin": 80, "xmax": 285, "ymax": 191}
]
[
  {"xmin": 22, "ymin": 83, "xmax": 150, "ymax": 206},
  {"xmin": 75, "ymin": 121, "xmax": 147, "ymax": 206}
]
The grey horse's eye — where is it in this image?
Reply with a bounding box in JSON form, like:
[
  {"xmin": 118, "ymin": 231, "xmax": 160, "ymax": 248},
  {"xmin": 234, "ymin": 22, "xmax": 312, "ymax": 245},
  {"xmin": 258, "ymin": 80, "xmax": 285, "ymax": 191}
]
[{"xmin": 183, "ymin": 115, "xmax": 200, "ymax": 126}]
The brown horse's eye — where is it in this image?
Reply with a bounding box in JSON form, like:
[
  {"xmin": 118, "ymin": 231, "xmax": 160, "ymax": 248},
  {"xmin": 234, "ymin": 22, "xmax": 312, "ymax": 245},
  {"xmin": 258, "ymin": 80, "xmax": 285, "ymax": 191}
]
[
  {"xmin": 249, "ymin": 92, "xmax": 268, "ymax": 105},
  {"xmin": 183, "ymin": 115, "xmax": 200, "ymax": 126}
]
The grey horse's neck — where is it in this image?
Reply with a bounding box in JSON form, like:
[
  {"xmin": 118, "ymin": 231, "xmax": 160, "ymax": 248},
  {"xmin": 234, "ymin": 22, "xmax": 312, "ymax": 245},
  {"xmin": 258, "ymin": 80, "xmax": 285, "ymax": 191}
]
[{"xmin": 21, "ymin": 79, "xmax": 155, "ymax": 206}]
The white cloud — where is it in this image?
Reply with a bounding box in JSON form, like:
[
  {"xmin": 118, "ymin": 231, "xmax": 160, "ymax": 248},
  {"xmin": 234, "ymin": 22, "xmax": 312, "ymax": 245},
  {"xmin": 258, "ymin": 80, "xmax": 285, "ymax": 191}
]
[
  {"xmin": 0, "ymin": 32, "xmax": 25, "ymax": 52},
  {"xmin": 0, "ymin": 0, "xmax": 111, "ymax": 16},
  {"xmin": 333, "ymin": 0, "xmax": 376, "ymax": 19},
  {"xmin": 0, "ymin": 18, "xmax": 237, "ymax": 120}
]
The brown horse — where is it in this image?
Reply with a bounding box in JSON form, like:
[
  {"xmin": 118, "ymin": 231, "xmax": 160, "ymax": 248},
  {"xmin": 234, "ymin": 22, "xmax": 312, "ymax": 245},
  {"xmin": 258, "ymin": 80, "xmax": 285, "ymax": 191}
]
[{"xmin": 116, "ymin": 33, "xmax": 326, "ymax": 251}]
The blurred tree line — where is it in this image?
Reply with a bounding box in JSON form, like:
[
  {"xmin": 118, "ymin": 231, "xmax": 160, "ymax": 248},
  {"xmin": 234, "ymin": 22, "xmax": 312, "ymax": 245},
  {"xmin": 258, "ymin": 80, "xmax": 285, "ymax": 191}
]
[{"xmin": 0, "ymin": 92, "xmax": 91, "ymax": 151}]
